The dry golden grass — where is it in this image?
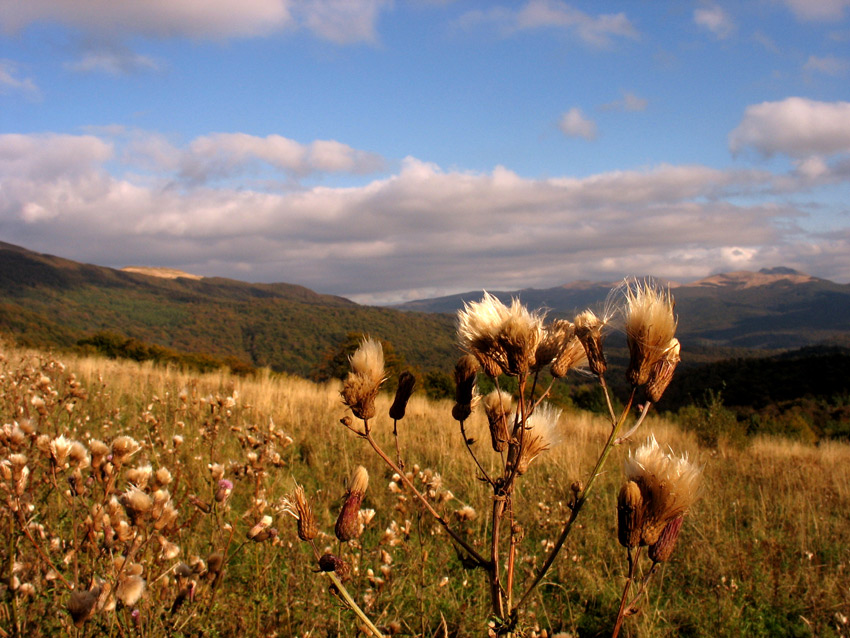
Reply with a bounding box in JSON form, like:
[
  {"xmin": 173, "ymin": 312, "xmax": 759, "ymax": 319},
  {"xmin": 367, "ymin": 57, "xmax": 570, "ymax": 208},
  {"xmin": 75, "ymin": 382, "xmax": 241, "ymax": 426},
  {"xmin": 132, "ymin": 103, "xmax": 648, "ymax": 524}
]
[{"xmin": 1, "ymin": 343, "xmax": 848, "ymax": 637}]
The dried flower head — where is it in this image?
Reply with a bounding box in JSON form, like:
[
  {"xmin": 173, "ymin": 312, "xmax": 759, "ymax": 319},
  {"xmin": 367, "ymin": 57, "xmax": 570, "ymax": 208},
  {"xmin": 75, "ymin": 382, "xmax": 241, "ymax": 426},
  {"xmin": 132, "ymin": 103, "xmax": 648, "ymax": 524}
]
[
  {"xmin": 67, "ymin": 586, "xmax": 101, "ymax": 627},
  {"xmin": 514, "ymin": 403, "xmax": 562, "ymax": 474},
  {"xmin": 646, "ymin": 338, "xmax": 681, "ymax": 402},
  {"xmin": 574, "ymin": 310, "xmax": 607, "ymax": 376},
  {"xmin": 483, "ymin": 390, "xmax": 512, "ymax": 452},
  {"xmin": 341, "ymin": 337, "xmax": 386, "ymax": 421},
  {"xmin": 452, "ymin": 355, "xmax": 479, "ymax": 422},
  {"xmin": 49, "ymin": 435, "xmax": 73, "ymax": 466},
  {"xmin": 550, "ymin": 325, "xmax": 588, "ymax": 378},
  {"xmin": 281, "ymin": 483, "xmax": 318, "ymax": 542},
  {"xmin": 457, "ymin": 292, "xmax": 544, "ymax": 377},
  {"xmin": 623, "ymin": 435, "xmax": 701, "ymax": 546},
  {"xmin": 111, "ymin": 436, "xmax": 141, "ymax": 464},
  {"xmin": 335, "ymin": 466, "xmax": 369, "ymax": 542},
  {"xmin": 533, "ymin": 319, "xmax": 573, "ymax": 372},
  {"xmin": 622, "ymin": 279, "xmax": 678, "ymax": 388},
  {"xmin": 116, "ymin": 575, "xmax": 146, "ymax": 607},
  {"xmin": 648, "ymin": 515, "xmax": 684, "ymax": 563},
  {"xmin": 389, "ymin": 371, "xmax": 417, "ymax": 421},
  {"xmin": 215, "ymin": 479, "xmax": 233, "ymax": 503}
]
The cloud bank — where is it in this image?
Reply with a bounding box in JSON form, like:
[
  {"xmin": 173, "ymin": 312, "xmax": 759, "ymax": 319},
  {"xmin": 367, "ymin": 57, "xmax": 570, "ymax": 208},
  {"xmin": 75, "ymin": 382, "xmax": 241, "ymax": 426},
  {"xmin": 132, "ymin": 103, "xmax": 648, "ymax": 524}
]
[{"xmin": 3, "ymin": 97, "xmax": 850, "ymax": 304}]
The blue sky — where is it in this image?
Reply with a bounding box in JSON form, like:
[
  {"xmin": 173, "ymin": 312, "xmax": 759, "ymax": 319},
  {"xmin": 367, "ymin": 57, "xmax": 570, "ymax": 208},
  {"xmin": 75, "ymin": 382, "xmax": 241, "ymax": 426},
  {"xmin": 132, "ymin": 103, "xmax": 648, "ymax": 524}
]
[{"xmin": 1, "ymin": 0, "xmax": 850, "ymax": 304}]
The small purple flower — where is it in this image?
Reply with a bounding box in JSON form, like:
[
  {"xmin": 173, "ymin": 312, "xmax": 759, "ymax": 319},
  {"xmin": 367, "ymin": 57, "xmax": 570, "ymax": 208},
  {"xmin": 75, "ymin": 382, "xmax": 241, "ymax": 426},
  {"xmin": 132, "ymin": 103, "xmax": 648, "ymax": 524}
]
[{"xmin": 215, "ymin": 479, "xmax": 234, "ymax": 502}]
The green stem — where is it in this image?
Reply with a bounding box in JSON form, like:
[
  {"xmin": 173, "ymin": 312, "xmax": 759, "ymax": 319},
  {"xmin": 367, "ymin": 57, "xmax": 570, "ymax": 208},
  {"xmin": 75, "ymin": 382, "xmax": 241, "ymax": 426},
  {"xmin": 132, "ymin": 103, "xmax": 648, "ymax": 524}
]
[{"xmin": 324, "ymin": 571, "xmax": 385, "ymax": 638}]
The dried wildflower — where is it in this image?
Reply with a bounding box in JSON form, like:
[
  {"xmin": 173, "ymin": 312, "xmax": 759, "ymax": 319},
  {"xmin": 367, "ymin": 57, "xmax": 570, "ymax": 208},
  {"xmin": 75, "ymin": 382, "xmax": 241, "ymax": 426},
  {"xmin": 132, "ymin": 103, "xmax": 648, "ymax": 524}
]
[
  {"xmin": 67, "ymin": 586, "xmax": 101, "ymax": 627},
  {"xmin": 49, "ymin": 435, "xmax": 73, "ymax": 466},
  {"xmin": 215, "ymin": 479, "xmax": 233, "ymax": 503},
  {"xmin": 648, "ymin": 515, "xmax": 684, "ymax": 563},
  {"xmin": 154, "ymin": 467, "xmax": 173, "ymax": 487},
  {"xmin": 335, "ymin": 466, "xmax": 369, "ymax": 542},
  {"xmin": 125, "ymin": 465, "xmax": 153, "ymax": 489},
  {"xmin": 111, "ymin": 436, "xmax": 140, "ymax": 464},
  {"xmin": 550, "ymin": 326, "xmax": 588, "ymax": 378},
  {"xmin": 617, "ymin": 480, "xmax": 643, "ymax": 548},
  {"xmin": 318, "ymin": 553, "xmax": 351, "ymax": 580},
  {"xmin": 646, "ymin": 338, "xmax": 681, "ymax": 402},
  {"xmin": 89, "ymin": 439, "xmax": 109, "ymax": 468},
  {"xmin": 455, "ymin": 505, "xmax": 477, "ymax": 522},
  {"xmin": 533, "ymin": 319, "xmax": 573, "ymax": 372},
  {"xmin": 622, "ymin": 435, "xmax": 701, "ymax": 546},
  {"xmin": 247, "ymin": 515, "xmax": 275, "ymax": 542},
  {"xmin": 483, "ymin": 390, "xmax": 512, "ymax": 452},
  {"xmin": 116, "ymin": 575, "xmax": 146, "ymax": 607},
  {"xmin": 389, "ymin": 371, "xmax": 416, "ymax": 421},
  {"xmin": 206, "ymin": 552, "xmax": 224, "ymax": 576},
  {"xmin": 68, "ymin": 441, "xmax": 90, "ymax": 469},
  {"xmin": 158, "ymin": 536, "xmax": 181, "ymax": 560},
  {"xmin": 574, "ymin": 310, "xmax": 607, "ymax": 376},
  {"xmin": 452, "ymin": 355, "xmax": 479, "ymax": 422},
  {"xmin": 514, "ymin": 403, "xmax": 563, "ymax": 474},
  {"xmin": 457, "ymin": 292, "xmax": 545, "ymax": 377},
  {"xmin": 281, "ymin": 483, "xmax": 318, "ymax": 542},
  {"xmin": 121, "ymin": 486, "xmax": 153, "ymax": 524},
  {"xmin": 341, "ymin": 337, "xmax": 386, "ymax": 421},
  {"xmin": 622, "ymin": 280, "xmax": 678, "ymax": 388}
]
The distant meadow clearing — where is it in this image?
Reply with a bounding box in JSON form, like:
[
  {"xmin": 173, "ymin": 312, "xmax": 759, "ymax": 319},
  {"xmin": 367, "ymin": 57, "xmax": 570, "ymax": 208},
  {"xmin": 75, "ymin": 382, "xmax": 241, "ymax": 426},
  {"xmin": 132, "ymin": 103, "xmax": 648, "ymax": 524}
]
[{"xmin": 1, "ymin": 338, "xmax": 849, "ymax": 637}]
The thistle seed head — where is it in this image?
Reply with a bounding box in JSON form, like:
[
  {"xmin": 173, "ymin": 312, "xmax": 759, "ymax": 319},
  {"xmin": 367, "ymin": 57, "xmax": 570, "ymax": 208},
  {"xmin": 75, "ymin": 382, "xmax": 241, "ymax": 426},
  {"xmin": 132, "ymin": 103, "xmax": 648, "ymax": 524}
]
[
  {"xmin": 335, "ymin": 466, "xmax": 368, "ymax": 542},
  {"xmin": 646, "ymin": 338, "xmax": 681, "ymax": 403},
  {"xmin": 624, "ymin": 435, "xmax": 701, "ymax": 546},
  {"xmin": 574, "ymin": 310, "xmax": 607, "ymax": 376},
  {"xmin": 341, "ymin": 337, "xmax": 386, "ymax": 421},
  {"xmin": 452, "ymin": 355, "xmax": 479, "ymax": 422},
  {"xmin": 648, "ymin": 515, "xmax": 684, "ymax": 563},
  {"xmin": 483, "ymin": 390, "xmax": 512, "ymax": 452},
  {"xmin": 281, "ymin": 483, "xmax": 318, "ymax": 542},
  {"xmin": 622, "ymin": 279, "xmax": 678, "ymax": 388}
]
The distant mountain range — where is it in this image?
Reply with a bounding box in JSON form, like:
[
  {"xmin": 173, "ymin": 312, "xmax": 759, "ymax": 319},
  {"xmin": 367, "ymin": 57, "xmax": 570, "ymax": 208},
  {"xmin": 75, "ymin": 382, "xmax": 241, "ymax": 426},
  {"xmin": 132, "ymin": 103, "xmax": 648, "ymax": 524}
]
[
  {"xmin": 396, "ymin": 267, "xmax": 850, "ymax": 351},
  {"xmin": 1, "ymin": 240, "xmax": 849, "ymax": 378}
]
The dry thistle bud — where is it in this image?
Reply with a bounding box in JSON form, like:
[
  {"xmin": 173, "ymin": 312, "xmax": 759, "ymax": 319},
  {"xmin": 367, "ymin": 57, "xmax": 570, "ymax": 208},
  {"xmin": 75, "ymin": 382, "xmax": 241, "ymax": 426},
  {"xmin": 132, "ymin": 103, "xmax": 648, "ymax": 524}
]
[
  {"xmin": 67, "ymin": 586, "xmax": 101, "ymax": 627},
  {"xmin": 49, "ymin": 435, "xmax": 73, "ymax": 467},
  {"xmin": 206, "ymin": 552, "xmax": 224, "ymax": 576},
  {"xmin": 318, "ymin": 553, "xmax": 351, "ymax": 580},
  {"xmin": 482, "ymin": 390, "xmax": 512, "ymax": 452},
  {"xmin": 648, "ymin": 515, "xmax": 684, "ymax": 563},
  {"xmin": 341, "ymin": 337, "xmax": 386, "ymax": 421},
  {"xmin": 646, "ymin": 338, "xmax": 681, "ymax": 403},
  {"xmin": 282, "ymin": 483, "xmax": 318, "ymax": 542},
  {"xmin": 457, "ymin": 292, "xmax": 544, "ymax": 377},
  {"xmin": 111, "ymin": 436, "xmax": 140, "ymax": 464},
  {"xmin": 624, "ymin": 435, "xmax": 702, "ymax": 546},
  {"xmin": 215, "ymin": 479, "xmax": 233, "ymax": 503},
  {"xmin": 617, "ymin": 480, "xmax": 644, "ymax": 548},
  {"xmin": 533, "ymin": 319, "xmax": 573, "ymax": 372},
  {"xmin": 574, "ymin": 310, "xmax": 607, "ymax": 376},
  {"xmin": 550, "ymin": 328, "xmax": 588, "ymax": 379},
  {"xmin": 389, "ymin": 371, "xmax": 416, "ymax": 421},
  {"xmin": 335, "ymin": 466, "xmax": 369, "ymax": 542},
  {"xmin": 247, "ymin": 515, "xmax": 275, "ymax": 541},
  {"xmin": 116, "ymin": 575, "xmax": 146, "ymax": 607},
  {"xmin": 121, "ymin": 486, "xmax": 153, "ymax": 525},
  {"xmin": 623, "ymin": 280, "xmax": 677, "ymax": 388},
  {"xmin": 513, "ymin": 403, "xmax": 562, "ymax": 474},
  {"xmin": 452, "ymin": 355, "xmax": 479, "ymax": 422}
]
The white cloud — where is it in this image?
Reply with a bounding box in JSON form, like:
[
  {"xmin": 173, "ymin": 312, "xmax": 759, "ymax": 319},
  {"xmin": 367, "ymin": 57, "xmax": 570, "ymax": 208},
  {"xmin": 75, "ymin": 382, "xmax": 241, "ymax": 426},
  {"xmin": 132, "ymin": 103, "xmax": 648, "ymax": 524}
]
[
  {"xmin": 0, "ymin": 0, "xmax": 294, "ymax": 38},
  {"xmin": 803, "ymin": 54, "xmax": 849, "ymax": 76},
  {"xmin": 64, "ymin": 47, "xmax": 160, "ymax": 75},
  {"xmin": 456, "ymin": 0, "xmax": 638, "ymax": 48},
  {"xmin": 781, "ymin": 0, "xmax": 850, "ymax": 21},
  {"xmin": 5, "ymin": 130, "xmax": 850, "ymax": 302},
  {"xmin": 0, "ymin": 59, "xmax": 38, "ymax": 95},
  {"xmin": 0, "ymin": 0, "xmax": 392, "ymax": 45},
  {"xmin": 558, "ymin": 108, "xmax": 597, "ymax": 140},
  {"xmin": 694, "ymin": 5, "xmax": 735, "ymax": 39},
  {"xmin": 729, "ymin": 98, "xmax": 850, "ymax": 158},
  {"xmin": 294, "ymin": 0, "xmax": 390, "ymax": 45}
]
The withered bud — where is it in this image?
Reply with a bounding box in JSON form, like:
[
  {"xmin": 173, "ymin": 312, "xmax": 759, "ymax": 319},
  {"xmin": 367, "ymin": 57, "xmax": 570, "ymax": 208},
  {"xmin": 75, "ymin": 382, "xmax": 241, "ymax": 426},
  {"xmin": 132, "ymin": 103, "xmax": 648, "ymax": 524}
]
[
  {"xmin": 617, "ymin": 480, "xmax": 644, "ymax": 549},
  {"xmin": 318, "ymin": 553, "xmax": 351, "ymax": 580},
  {"xmin": 452, "ymin": 355, "xmax": 479, "ymax": 422},
  {"xmin": 282, "ymin": 483, "xmax": 318, "ymax": 542},
  {"xmin": 533, "ymin": 320, "xmax": 573, "ymax": 372},
  {"xmin": 648, "ymin": 515, "xmax": 684, "ymax": 563},
  {"xmin": 389, "ymin": 371, "xmax": 416, "ymax": 421},
  {"xmin": 341, "ymin": 337, "xmax": 386, "ymax": 421},
  {"xmin": 335, "ymin": 466, "xmax": 368, "ymax": 542},
  {"xmin": 206, "ymin": 552, "xmax": 224, "ymax": 576},
  {"xmin": 215, "ymin": 479, "xmax": 233, "ymax": 503},
  {"xmin": 574, "ymin": 310, "xmax": 607, "ymax": 376},
  {"xmin": 247, "ymin": 515, "xmax": 275, "ymax": 542},
  {"xmin": 188, "ymin": 495, "xmax": 211, "ymax": 514},
  {"xmin": 482, "ymin": 390, "xmax": 512, "ymax": 452},
  {"xmin": 67, "ymin": 586, "xmax": 101, "ymax": 627},
  {"xmin": 646, "ymin": 339, "xmax": 681, "ymax": 403},
  {"xmin": 550, "ymin": 331, "xmax": 588, "ymax": 379}
]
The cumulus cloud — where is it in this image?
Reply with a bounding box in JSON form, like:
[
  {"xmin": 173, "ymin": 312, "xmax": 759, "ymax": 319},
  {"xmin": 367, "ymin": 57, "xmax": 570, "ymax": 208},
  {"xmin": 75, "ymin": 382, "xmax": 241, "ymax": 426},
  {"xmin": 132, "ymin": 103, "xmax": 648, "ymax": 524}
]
[
  {"xmin": 729, "ymin": 97, "xmax": 850, "ymax": 158},
  {"xmin": 4, "ymin": 130, "xmax": 849, "ymax": 303},
  {"xmin": 694, "ymin": 5, "xmax": 736, "ymax": 39},
  {"xmin": 294, "ymin": 0, "xmax": 390, "ymax": 45},
  {"xmin": 456, "ymin": 0, "xmax": 638, "ymax": 48},
  {"xmin": 781, "ymin": 0, "xmax": 850, "ymax": 21},
  {"xmin": 558, "ymin": 108, "xmax": 597, "ymax": 140}
]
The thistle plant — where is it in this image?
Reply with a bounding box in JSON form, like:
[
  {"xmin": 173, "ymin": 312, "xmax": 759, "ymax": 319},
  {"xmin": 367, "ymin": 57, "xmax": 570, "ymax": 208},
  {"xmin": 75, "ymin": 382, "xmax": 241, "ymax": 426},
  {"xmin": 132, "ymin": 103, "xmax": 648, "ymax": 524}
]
[{"xmin": 289, "ymin": 279, "xmax": 701, "ymax": 637}]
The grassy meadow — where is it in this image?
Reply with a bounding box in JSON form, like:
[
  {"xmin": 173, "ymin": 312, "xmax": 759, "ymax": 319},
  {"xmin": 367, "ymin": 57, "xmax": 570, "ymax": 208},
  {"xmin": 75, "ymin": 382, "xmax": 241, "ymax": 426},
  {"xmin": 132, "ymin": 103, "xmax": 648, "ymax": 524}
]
[{"xmin": 1, "ymin": 341, "xmax": 849, "ymax": 637}]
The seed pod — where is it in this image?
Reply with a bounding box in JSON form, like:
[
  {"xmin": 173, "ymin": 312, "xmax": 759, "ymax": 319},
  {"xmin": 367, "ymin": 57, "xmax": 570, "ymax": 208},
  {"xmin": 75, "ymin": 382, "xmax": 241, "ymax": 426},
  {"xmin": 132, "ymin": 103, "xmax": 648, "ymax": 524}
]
[
  {"xmin": 648, "ymin": 515, "xmax": 684, "ymax": 563},
  {"xmin": 389, "ymin": 372, "xmax": 416, "ymax": 421},
  {"xmin": 483, "ymin": 390, "xmax": 512, "ymax": 452},
  {"xmin": 335, "ymin": 466, "xmax": 369, "ymax": 542},
  {"xmin": 617, "ymin": 481, "xmax": 644, "ymax": 548},
  {"xmin": 318, "ymin": 553, "xmax": 351, "ymax": 580},
  {"xmin": 68, "ymin": 587, "xmax": 101, "ymax": 627}
]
